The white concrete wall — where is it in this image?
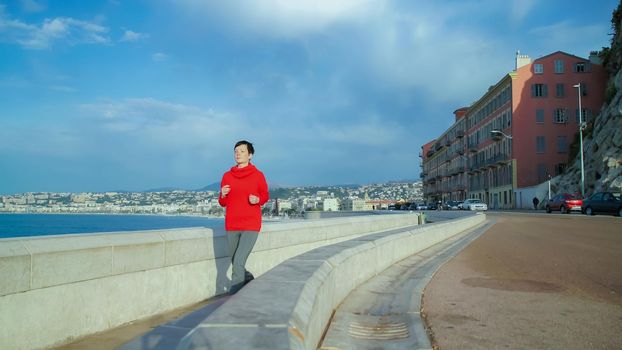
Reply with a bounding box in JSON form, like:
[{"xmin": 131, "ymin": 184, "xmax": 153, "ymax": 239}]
[
  {"xmin": 515, "ymin": 180, "xmax": 550, "ymax": 209},
  {"xmin": 0, "ymin": 213, "xmax": 420, "ymax": 350}
]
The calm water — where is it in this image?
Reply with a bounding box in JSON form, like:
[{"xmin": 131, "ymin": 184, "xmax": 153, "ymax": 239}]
[{"xmin": 0, "ymin": 214, "xmax": 224, "ymax": 239}]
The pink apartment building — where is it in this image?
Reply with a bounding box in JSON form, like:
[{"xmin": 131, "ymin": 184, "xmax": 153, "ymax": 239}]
[{"xmin": 420, "ymin": 51, "xmax": 606, "ymax": 209}]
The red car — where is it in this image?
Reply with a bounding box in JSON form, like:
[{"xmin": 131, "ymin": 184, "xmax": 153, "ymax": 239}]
[{"xmin": 545, "ymin": 193, "xmax": 583, "ymax": 214}]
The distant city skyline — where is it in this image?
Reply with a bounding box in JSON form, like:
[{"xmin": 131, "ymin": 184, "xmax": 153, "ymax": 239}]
[{"xmin": 0, "ymin": 0, "xmax": 617, "ymax": 194}]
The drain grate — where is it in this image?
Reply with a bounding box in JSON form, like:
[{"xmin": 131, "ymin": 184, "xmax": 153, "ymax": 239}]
[{"xmin": 348, "ymin": 321, "xmax": 409, "ymax": 340}]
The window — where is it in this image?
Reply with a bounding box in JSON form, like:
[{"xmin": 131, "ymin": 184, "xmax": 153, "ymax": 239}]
[
  {"xmin": 575, "ymin": 62, "xmax": 586, "ymax": 72},
  {"xmin": 556, "ymin": 83, "xmax": 564, "ymax": 97},
  {"xmin": 536, "ymin": 136, "xmax": 545, "ymax": 153},
  {"xmin": 554, "ymin": 59, "xmax": 564, "ymax": 73},
  {"xmin": 531, "ymin": 84, "xmax": 548, "ymax": 97},
  {"xmin": 553, "ymin": 108, "xmax": 567, "ymax": 123},
  {"xmin": 534, "ymin": 64, "xmax": 544, "ymax": 74},
  {"xmin": 536, "ymin": 109, "xmax": 544, "ymax": 123},
  {"xmin": 575, "ymin": 108, "xmax": 592, "ymax": 123},
  {"xmin": 557, "ymin": 136, "xmax": 568, "ymax": 153},
  {"xmin": 590, "ymin": 193, "xmax": 603, "ymax": 201}
]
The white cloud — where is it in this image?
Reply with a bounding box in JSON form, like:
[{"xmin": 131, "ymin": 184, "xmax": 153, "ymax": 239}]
[
  {"xmin": 529, "ymin": 21, "xmax": 610, "ymax": 56},
  {"xmin": 351, "ymin": 8, "xmax": 509, "ymax": 105},
  {"xmin": 49, "ymin": 85, "xmax": 77, "ymax": 92},
  {"xmin": 174, "ymin": 0, "xmax": 385, "ymax": 38},
  {"xmin": 152, "ymin": 52, "xmax": 168, "ymax": 61},
  {"xmin": 0, "ymin": 7, "xmax": 110, "ymax": 49},
  {"xmin": 170, "ymin": 0, "xmax": 511, "ymax": 105},
  {"xmin": 120, "ymin": 30, "xmax": 149, "ymax": 42},
  {"xmin": 510, "ymin": 0, "xmax": 536, "ymax": 24},
  {"xmin": 79, "ymin": 98, "xmax": 246, "ymax": 144},
  {"xmin": 20, "ymin": 0, "xmax": 46, "ymax": 13},
  {"xmin": 311, "ymin": 118, "xmax": 404, "ymax": 147}
]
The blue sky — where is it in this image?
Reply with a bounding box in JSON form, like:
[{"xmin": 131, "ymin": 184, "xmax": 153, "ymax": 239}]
[{"xmin": 0, "ymin": 0, "xmax": 618, "ymax": 194}]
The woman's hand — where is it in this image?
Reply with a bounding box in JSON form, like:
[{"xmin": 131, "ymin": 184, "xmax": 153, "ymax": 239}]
[
  {"xmin": 221, "ymin": 185, "xmax": 231, "ymax": 198},
  {"xmin": 249, "ymin": 194, "xmax": 259, "ymax": 204}
]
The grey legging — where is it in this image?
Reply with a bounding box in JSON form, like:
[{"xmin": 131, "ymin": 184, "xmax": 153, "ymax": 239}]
[{"xmin": 227, "ymin": 230, "xmax": 258, "ymax": 291}]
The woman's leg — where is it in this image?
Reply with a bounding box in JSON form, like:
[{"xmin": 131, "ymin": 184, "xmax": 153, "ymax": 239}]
[
  {"xmin": 229, "ymin": 230, "xmax": 258, "ymax": 294},
  {"xmin": 227, "ymin": 231, "xmax": 242, "ymax": 292}
]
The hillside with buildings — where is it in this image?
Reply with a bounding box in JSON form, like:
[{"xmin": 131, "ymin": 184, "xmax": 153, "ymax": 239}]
[{"xmin": 0, "ymin": 181, "xmax": 424, "ymax": 216}]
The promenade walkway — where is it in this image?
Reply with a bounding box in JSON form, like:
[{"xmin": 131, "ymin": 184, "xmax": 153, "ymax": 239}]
[{"xmin": 424, "ymin": 212, "xmax": 622, "ymax": 349}]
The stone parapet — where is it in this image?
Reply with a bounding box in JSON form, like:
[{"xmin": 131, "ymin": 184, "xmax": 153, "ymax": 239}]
[{"xmin": 0, "ymin": 212, "xmax": 420, "ymax": 350}]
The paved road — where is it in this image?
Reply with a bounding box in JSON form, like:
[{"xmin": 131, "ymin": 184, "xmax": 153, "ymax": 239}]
[{"xmin": 423, "ymin": 212, "xmax": 622, "ymax": 349}]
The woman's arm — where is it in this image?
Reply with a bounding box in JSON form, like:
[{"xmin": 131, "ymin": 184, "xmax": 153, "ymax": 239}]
[
  {"xmin": 256, "ymin": 172, "xmax": 269, "ymax": 206},
  {"xmin": 218, "ymin": 175, "xmax": 229, "ymax": 207}
]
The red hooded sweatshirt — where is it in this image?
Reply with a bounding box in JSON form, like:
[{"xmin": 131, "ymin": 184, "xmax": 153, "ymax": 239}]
[{"xmin": 218, "ymin": 164, "xmax": 269, "ymax": 231}]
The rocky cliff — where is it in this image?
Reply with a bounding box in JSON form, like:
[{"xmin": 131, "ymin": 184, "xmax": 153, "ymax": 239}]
[{"xmin": 550, "ymin": 3, "xmax": 622, "ymax": 196}]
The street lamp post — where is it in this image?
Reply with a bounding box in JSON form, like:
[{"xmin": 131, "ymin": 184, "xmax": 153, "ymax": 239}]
[
  {"xmin": 573, "ymin": 83, "xmax": 586, "ymax": 198},
  {"xmin": 491, "ymin": 130, "xmax": 513, "ymax": 139}
]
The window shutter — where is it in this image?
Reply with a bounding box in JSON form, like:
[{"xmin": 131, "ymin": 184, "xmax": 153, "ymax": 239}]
[
  {"xmin": 531, "ymin": 84, "xmax": 535, "ymax": 97},
  {"xmin": 543, "ymin": 84, "xmax": 548, "ymax": 97}
]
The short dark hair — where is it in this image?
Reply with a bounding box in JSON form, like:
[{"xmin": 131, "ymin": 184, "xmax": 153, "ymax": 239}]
[{"xmin": 234, "ymin": 140, "xmax": 254, "ymax": 155}]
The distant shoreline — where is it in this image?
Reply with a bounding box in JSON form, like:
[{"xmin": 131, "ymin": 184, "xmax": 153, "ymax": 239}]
[{"xmin": 0, "ymin": 212, "xmax": 224, "ymax": 219}]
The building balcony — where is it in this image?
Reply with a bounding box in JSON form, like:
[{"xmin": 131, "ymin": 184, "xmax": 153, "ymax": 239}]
[
  {"xmin": 456, "ymin": 130, "xmax": 465, "ymax": 138},
  {"xmin": 444, "ymin": 139, "xmax": 451, "ymax": 147},
  {"xmin": 495, "ymin": 153, "xmax": 511, "ymax": 165},
  {"xmin": 427, "ymin": 149, "xmax": 434, "ymax": 157}
]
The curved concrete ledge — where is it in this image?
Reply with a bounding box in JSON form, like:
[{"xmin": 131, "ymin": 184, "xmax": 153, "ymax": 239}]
[
  {"xmin": 177, "ymin": 213, "xmax": 486, "ymax": 350},
  {"xmin": 0, "ymin": 212, "xmax": 421, "ymax": 350}
]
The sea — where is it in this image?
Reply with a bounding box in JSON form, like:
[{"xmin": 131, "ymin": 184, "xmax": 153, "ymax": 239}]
[{"xmin": 0, "ymin": 213, "xmax": 224, "ymax": 239}]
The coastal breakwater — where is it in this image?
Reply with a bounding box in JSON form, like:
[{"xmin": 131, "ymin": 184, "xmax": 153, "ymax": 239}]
[{"xmin": 0, "ymin": 212, "xmax": 422, "ymax": 350}]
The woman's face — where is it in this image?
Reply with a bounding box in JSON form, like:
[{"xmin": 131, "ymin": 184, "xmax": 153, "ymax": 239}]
[{"xmin": 234, "ymin": 144, "xmax": 252, "ymax": 166}]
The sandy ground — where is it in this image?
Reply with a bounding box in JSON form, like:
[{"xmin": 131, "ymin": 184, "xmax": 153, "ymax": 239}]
[{"xmin": 422, "ymin": 213, "xmax": 622, "ymax": 350}]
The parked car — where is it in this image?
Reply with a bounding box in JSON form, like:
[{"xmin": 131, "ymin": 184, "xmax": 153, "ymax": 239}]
[
  {"xmin": 415, "ymin": 203, "xmax": 428, "ymax": 210},
  {"xmin": 456, "ymin": 201, "xmax": 465, "ymax": 210},
  {"xmin": 443, "ymin": 200, "xmax": 461, "ymax": 210},
  {"xmin": 428, "ymin": 202, "xmax": 438, "ymax": 210},
  {"xmin": 407, "ymin": 203, "xmax": 418, "ymax": 210},
  {"xmin": 545, "ymin": 193, "xmax": 583, "ymax": 214},
  {"xmin": 581, "ymin": 192, "xmax": 622, "ymax": 216},
  {"xmin": 461, "ymin": 199, "xmax": 488, "ymax": 211}
]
